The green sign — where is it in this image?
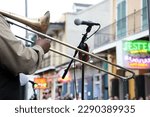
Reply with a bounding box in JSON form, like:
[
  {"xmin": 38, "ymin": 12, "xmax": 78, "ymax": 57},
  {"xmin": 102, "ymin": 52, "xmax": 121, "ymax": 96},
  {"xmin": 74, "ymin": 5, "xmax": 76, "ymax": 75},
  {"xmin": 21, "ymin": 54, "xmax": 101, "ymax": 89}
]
[
  {"xmin": 123, "ymin": 40, "xmax": 150, "ymax": 69},
  {"xmin": 123, "ymin": 40, "xmax": 150, "ymax": 54}
]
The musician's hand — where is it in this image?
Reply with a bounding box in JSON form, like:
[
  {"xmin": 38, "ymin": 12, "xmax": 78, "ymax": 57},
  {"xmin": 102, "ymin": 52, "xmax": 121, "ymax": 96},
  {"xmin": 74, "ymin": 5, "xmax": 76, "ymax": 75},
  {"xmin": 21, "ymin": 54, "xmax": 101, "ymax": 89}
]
[{"xmin": 35, "ymin": 37, "xmax": 51, "ymax": 53}]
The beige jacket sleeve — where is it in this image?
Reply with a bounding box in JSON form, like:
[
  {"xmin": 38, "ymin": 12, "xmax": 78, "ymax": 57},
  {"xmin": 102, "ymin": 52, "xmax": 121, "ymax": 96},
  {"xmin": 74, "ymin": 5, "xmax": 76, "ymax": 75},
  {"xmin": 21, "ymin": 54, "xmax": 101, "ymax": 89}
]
[{"xmin": 0, "ymin": 14, "xmax": 44, "ymax": 75}]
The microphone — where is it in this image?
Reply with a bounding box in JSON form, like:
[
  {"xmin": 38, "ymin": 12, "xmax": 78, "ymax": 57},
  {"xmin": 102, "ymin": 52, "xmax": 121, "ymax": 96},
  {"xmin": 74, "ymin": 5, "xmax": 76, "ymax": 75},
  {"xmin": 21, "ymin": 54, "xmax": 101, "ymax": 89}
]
[{"xmin": 74, "ymin": 19, "xmax": 100, "ymax": 26}]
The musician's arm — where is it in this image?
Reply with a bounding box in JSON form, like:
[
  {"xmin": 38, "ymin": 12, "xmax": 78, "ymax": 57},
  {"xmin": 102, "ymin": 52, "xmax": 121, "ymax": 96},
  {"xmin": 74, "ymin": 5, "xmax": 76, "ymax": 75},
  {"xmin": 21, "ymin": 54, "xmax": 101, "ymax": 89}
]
[{"xmin": 0, "ymin": 14, "xmax": 44, "ymax": 75}]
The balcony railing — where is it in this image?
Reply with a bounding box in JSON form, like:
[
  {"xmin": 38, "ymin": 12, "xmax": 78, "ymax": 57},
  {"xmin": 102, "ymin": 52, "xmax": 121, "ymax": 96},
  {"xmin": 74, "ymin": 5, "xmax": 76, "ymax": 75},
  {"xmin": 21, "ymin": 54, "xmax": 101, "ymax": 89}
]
[{"xmin": 94, "ymin": 7, "xmax": 148, "ymax": 48}]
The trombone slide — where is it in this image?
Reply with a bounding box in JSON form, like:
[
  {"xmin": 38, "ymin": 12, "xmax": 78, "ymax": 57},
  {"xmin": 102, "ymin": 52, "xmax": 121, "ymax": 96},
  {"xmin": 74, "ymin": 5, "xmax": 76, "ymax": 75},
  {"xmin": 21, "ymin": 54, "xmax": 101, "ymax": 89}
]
[{"xmin": 0, "ymin": 9, "xmax": 135, "ymax": 80}]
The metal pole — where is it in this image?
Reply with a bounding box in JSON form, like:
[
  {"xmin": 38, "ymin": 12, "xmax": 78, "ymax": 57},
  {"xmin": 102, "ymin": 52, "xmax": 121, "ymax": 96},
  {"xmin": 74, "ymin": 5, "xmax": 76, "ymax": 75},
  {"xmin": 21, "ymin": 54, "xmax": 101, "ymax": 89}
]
[
  {"xmin": 24, "ymin": 0, "xmax": 28, "ymax": 99},
  {"xmin": 25, "ymin": 0, "xmax": 29, "ymax": 46},
  {"xmin": 81, "ymin": 64, "xmax": 85, "ymax": 100},
  {"xmin": 25, "ymin": 0, "xmax": 28, "ymax": 18}
]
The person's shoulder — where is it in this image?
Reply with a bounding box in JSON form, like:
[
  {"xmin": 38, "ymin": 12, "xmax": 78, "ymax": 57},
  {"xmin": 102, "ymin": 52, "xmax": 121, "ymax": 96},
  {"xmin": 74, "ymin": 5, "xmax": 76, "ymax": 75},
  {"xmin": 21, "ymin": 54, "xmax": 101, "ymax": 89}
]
[
  {"xmin": 0, "ymin": 14, "xmax": 6, "ymax": 20},
  {"xmin": 0, "ymin": 13, "xmax": 10, "ymax": 27}
]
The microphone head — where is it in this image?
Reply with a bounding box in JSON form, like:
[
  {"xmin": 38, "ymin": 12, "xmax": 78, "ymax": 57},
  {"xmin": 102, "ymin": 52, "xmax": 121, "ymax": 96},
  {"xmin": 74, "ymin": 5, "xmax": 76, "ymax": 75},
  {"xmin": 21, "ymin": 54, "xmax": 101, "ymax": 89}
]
[{"xmin": 74, "ymin": 19, "xmax": 82, "ymax": 25}]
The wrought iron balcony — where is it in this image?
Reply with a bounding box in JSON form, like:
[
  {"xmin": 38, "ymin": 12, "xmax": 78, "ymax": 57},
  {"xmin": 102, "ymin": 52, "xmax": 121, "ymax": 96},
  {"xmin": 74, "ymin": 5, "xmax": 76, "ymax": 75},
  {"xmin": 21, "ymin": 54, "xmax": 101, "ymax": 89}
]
[{"xmin": 94, "ymin": 7, "xmax": 148, "ymax": 49}]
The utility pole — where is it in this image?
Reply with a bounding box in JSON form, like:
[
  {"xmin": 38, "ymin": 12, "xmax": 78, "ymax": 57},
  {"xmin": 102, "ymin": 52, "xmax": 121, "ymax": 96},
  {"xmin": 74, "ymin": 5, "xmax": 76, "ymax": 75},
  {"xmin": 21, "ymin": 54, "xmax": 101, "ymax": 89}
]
[
  {"xmin": 24, "ymin": 0, "xmax": 28, "ymax": 100},
  {"xmin": 25, "ymin": 0, "xmax": 29, "ymax": 46}
]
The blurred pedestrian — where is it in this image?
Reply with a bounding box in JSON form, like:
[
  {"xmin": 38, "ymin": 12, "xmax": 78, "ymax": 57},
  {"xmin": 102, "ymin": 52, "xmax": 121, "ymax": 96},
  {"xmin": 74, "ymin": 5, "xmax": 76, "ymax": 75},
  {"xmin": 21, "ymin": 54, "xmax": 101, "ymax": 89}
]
[
  {"xmin": 124, "ymin": 93, "xmax": 129, "ymax": 100},
  {"xmin": 138, "ymin": 97, "xmax": 144, "ymax": 100},
  {"xmin": 114, "ymin": 96, "xmax": 119, "ymax": 100},
  {"xmin": 42, "ymin": 89, "xmax": 52, "ymax": 100},
  {"xmin": 0, "ymin": 13, "xmax": 51, "ymax": 100},
  {"xmin": 108, "ymin": 96, "xmax": 114, "ymax": 100},
  {"xmin": 73, "ymin": 93, "xmax": 81, "ymax": 100},
  {"xmin": 63, "ymin": 93, "xmax": 73, "ymax": 100}
]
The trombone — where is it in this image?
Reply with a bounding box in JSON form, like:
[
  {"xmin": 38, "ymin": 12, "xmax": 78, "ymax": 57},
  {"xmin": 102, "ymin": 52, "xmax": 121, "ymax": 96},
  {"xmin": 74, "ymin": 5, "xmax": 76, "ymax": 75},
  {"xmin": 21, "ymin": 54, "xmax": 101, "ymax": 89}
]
[{"xmin": 0, "ymin": 10, "xmax": 135, "ymax": 80}]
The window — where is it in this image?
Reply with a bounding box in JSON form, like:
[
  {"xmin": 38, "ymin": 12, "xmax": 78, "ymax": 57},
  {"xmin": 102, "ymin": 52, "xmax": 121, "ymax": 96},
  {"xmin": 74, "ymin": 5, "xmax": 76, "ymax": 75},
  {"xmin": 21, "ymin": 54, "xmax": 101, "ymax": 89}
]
[
  {"xmin": 117, "ymin": 0, "xmax": 126, "ymax": 38},
  {"xmin": 142, "ymin": 0, "xmax": 148, "ymax": 30}
]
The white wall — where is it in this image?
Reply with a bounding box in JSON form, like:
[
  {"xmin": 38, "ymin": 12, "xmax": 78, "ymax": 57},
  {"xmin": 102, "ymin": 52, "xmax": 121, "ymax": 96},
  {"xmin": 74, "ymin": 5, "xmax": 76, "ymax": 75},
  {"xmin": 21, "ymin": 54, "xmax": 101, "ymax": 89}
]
[{"xmin": 116, "ymin": 40, "xmax": 124, "ymax": 66}]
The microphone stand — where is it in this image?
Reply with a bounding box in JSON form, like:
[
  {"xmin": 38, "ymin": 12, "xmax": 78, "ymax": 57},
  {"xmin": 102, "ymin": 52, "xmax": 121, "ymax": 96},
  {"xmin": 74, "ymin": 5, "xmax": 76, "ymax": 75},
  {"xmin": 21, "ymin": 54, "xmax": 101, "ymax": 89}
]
[{"xmin": 62, "ymin": 25, "xmax": 92, "ymax": 100}]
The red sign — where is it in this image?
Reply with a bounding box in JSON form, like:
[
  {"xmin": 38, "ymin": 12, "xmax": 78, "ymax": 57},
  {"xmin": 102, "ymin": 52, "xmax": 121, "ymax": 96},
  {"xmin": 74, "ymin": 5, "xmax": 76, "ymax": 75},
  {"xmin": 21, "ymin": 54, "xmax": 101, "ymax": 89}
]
[{"xmin": 34, "ymin": 78, "xmax": 48, "ymax": 89}]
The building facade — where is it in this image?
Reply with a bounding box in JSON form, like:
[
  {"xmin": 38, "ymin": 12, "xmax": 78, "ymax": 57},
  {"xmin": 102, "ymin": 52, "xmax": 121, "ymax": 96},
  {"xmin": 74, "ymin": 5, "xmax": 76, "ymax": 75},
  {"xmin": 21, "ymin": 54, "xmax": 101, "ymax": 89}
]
[
  {"xmin": 93, "ymin": 0, "xmax": 149, "ymax": 100},
  {"xmin": 33, "ymin": 0, "xmax": 150, "ymax": 100}
]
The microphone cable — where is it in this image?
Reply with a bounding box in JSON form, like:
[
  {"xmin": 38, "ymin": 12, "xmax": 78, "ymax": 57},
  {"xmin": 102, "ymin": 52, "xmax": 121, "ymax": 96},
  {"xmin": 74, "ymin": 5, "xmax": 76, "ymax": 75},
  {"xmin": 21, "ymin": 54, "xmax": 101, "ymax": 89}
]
[{"xmin": 85, "ymin": 23, "xmax": 101, "ymax": 42}]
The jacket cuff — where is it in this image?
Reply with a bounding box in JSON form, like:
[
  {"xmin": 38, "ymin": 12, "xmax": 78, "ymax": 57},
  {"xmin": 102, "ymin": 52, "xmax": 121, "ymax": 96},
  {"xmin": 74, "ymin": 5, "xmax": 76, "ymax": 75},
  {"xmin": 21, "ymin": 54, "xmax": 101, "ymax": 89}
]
[{"xmin": 32, "ymin": 45, "xmax": 44, "ymax": 69}]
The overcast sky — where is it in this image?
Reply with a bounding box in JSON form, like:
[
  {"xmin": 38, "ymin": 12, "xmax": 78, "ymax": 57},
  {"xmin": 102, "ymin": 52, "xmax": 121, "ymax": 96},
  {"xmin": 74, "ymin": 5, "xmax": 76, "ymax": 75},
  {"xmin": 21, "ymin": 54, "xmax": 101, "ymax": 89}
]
[
  {"xmin": 0, "ymin": 0, "xmax": 103, "ymax": 39},
  {"xmin": 0, "ymin": 0, "xmax": 103, "ymax": 22}
]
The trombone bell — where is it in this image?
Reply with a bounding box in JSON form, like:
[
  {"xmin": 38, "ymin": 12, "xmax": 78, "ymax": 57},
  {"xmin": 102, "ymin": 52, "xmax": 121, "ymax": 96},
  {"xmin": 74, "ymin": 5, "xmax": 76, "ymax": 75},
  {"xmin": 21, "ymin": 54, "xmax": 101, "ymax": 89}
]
[
  {"xmin": 36, "ymin": 11, "xmax": 50, "ymax": 33},
  {"xmin": 0, "ymin": 10, "xmax": 50, "ymax": 34}
]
